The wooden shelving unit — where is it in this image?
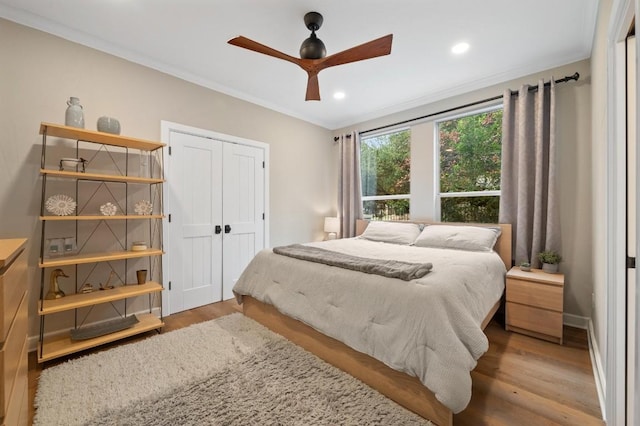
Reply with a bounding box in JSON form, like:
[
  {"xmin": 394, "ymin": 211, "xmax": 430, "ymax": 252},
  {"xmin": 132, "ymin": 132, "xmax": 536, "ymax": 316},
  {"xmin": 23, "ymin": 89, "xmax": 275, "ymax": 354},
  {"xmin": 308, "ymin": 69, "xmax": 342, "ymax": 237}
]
[
  {"xmin": 39, "ymin": 249, "xmax": 163, "ymax": 268},
  {"xmin": 39, "ymin": 282, "xmax": 163, "ymax": 315},
  {"xmin": 37, "ymin": 122, "xmax": 165, "ymax": 363},
  {"xmin": 40, "ymin": 214, "xmax": 164, "ymax": 221},
  {"xmin": 40, "ymin": 168, "xmax": 164, "ymax": 184},
  {"xmin": 40, "ymin": 122, "xmax": 165, "ymax": 151},
  {"xmin": 37, "ymin": 313, "xmax": 163, "ymax": 362}
]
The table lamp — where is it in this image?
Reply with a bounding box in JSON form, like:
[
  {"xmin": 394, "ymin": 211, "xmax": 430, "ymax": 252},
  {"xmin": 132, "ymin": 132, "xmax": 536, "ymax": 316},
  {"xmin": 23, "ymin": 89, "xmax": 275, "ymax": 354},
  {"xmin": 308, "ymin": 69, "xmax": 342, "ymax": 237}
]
[{"xmin": 324, "ymin": 217, "xmax": 340, "ymax": 240}]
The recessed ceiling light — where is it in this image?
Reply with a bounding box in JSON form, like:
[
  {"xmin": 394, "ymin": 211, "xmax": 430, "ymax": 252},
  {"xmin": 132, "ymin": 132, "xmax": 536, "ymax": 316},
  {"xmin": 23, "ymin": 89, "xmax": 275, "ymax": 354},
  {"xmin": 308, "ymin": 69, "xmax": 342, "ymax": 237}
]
[
  {"xmin": 333, "ymin": 91, "xmax": 346, "ymax": 100},
  {"xmin": 451, "ymin": 42, "xmax": 470, "ymax": 55}
]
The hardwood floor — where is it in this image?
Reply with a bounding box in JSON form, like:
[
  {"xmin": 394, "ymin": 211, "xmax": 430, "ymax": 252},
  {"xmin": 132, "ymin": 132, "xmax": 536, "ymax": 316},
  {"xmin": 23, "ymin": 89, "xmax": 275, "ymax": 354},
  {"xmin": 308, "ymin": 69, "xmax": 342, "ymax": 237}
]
[
  {"xmin": 28, "ymin": 300, "xmax": 603, "ymax": 425},
  {"xmin": 458, "ymin": 321, "xmax": 603, "ymax": 425}
]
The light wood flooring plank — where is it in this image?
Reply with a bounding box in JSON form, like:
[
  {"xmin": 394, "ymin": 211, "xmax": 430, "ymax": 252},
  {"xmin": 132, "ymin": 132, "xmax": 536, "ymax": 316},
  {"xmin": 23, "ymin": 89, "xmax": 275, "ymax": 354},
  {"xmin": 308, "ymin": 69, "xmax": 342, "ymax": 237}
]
[{"xmin": 474, "ymin": 325, "xmax": 600, "ymax": 418}]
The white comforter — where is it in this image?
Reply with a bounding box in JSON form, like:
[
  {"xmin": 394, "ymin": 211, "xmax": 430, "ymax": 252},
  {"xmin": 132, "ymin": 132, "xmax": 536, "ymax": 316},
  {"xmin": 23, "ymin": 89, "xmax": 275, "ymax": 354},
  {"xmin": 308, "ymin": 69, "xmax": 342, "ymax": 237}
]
[{"xmin": 233, "ymin": 238, "xmax": 506, "ymax": 413}]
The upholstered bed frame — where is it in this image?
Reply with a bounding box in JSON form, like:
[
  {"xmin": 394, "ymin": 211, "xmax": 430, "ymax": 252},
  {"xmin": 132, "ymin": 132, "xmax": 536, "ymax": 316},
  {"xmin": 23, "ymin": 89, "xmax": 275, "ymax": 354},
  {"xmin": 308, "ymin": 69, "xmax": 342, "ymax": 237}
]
[{"xmin": 242, "ymin": 221, "xmax": 512, "ymax": 426}]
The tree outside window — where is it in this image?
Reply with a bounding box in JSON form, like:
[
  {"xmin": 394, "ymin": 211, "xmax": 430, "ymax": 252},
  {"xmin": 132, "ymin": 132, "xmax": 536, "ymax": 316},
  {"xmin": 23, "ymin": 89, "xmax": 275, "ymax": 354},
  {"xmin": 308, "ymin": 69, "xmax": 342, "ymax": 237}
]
[
  {"xmin": 438, "ymin": 108, "xmax": 502, "ymax": 223},
  {"xmin": 360, "ymin": 129, "xmax": 410, "ymax": 221}
]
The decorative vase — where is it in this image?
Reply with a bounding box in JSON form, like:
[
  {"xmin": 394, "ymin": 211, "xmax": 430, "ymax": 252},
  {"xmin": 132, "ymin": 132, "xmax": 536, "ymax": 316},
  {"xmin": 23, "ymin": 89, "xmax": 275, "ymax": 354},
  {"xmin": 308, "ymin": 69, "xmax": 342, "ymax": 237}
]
[
  {"xmin": 542, "ymin": 263, "xmax": 559, "ymax": 274},
  {"xmin": 136, "ymin": 269, "xmax": 148, "ymax": 285},
  {"xmin": 65, "ymin": 97, "xmax": 85, "ymax": 128},
  {"xmin": 97, "ymin": 116, "xmax": 121, "ymax": 135},
  {"xmin": 520, "ymin": 265, "xmax": 531, "ymax": 272}
]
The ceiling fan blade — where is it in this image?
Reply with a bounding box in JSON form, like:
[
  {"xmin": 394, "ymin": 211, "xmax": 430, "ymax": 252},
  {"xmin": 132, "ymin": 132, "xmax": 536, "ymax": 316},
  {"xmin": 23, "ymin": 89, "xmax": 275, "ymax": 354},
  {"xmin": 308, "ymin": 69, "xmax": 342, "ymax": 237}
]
[
  {"xmin": 317, "ymin": 34, "xmax": 393, "ymax": 70},
  {"xmin": 228, "ymin": 36, "xmax": 302, "ymax": 66},
  {"xmin": 305, "ymin": 73, "xmax": 321, "ymax": 101}
]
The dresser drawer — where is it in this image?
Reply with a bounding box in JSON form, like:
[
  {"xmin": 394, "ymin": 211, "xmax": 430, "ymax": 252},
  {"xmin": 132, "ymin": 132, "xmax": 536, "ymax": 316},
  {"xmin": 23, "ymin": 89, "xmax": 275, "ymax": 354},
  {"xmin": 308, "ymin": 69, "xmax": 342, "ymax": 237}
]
[
  {"xmin": 506, "ymin": 278, "xmax": 563, "ymax": 312},
  {"xmin": 0, "ymin": 290, "xmax": 27, "ymax": 419},
  {"xmin": 2, "ymin": 338, "xmax": 28, "ymax": 426},
  {"xmin": 0, "ymin": 250, "xmax": 26, "ymax": 343},
  {"xmin": 506, "ymin": 302, "xmax": 562, "ymax": 339}
]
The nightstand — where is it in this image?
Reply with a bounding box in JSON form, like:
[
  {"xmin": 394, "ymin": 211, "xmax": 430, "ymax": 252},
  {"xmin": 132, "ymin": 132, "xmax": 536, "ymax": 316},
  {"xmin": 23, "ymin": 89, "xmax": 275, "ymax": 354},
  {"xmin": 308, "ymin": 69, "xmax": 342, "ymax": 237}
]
[{"xmin": 505, "ymin": 267, "xmax": 564, "ymax": 344}]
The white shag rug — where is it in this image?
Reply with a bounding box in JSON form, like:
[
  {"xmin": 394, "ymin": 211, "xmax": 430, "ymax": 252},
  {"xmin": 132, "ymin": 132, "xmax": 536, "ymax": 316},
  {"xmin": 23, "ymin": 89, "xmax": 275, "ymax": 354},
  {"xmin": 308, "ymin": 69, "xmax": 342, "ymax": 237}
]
[{"xmin": 34, "ymin": 313, "xmax": 433, "ymax": 426}]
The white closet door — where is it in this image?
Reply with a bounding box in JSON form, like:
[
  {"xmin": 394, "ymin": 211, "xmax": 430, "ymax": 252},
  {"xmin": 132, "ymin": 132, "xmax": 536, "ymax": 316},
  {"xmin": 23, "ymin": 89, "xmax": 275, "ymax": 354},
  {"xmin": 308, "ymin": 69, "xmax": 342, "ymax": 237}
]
[
  {"xmin": 221, "ymin": 143, "xmax": 265, "ymax": 300},
  {"xmin": 168, "ymin": 132, "xmax": 223, "ymax": 312}
]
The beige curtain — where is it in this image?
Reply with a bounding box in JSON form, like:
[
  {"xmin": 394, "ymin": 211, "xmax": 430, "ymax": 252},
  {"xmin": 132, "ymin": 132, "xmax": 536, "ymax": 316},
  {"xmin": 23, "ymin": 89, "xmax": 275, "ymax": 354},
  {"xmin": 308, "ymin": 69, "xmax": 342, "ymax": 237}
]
[
  {"xmin": 338, "ymin": 132, "xmax": 363, "ymax": 238},
  {"xmin": 499, "ymin": 80, "xmax": 560, "ymax": 267}
]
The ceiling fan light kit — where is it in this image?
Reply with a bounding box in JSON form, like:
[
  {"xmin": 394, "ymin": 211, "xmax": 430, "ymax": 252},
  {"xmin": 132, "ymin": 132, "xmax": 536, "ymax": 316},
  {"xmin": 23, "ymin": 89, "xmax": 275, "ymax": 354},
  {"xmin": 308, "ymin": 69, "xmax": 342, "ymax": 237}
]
[{"xmin": 228, "ymin": 11, "xmax": 393, "ymax": 101}]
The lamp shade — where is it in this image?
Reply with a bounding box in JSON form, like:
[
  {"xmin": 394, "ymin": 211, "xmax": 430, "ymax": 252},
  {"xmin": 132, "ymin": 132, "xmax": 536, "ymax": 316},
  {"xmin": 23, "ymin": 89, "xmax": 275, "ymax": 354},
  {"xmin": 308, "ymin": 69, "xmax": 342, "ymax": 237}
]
[{"xmin": 324, "ymin": 217, "xmax": 340, "ymax": 233}]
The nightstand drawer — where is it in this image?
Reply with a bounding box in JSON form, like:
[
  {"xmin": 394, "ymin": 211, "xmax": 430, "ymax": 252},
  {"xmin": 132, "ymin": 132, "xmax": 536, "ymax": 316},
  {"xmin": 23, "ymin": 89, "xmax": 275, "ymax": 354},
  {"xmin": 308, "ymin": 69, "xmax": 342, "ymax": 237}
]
[
  {"xmin": 506, "ymin": 302, "xmax": 563, "ymax": 338},
  {"xmin": 507, "ymin": 278, "xmax": 563, "ymax": 312}
]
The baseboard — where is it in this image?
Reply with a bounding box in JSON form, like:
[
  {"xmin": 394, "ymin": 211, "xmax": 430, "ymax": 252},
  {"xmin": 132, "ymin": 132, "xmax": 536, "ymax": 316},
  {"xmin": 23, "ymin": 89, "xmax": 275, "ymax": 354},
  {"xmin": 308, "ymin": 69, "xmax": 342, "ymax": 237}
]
[
  {"xmin": 562, "ymin": 314, "xmax": 606, "ymax": 421},
  {"xmin": 563, "ymin": 313, "xmax": 589, "ymax": 329},
  {"xmin": 587, "ymin": 318, "xmax": 607, "ymax": 422},
  {"xmin": 28, "ymin": 307, "xmax": 162, "ymax": 353}
]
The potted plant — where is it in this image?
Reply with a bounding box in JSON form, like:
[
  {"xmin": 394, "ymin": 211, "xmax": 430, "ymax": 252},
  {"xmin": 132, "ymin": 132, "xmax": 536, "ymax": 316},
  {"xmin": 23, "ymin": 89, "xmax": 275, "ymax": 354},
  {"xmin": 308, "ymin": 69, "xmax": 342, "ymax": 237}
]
[
  {"xmin": 537, "ymin": 250, "xmax": 562, "ymax": 273},
  {"xmin": 519, "ymin": 261, "xmax": 531, "ymax": 272}
]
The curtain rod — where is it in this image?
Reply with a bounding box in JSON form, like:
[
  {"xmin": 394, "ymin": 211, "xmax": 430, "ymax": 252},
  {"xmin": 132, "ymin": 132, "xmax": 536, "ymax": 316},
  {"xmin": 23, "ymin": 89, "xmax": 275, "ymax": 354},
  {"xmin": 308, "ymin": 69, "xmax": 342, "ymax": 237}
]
[{"xmin": 345, "ymin": 72, "xmax": 579, "ymax": 138}]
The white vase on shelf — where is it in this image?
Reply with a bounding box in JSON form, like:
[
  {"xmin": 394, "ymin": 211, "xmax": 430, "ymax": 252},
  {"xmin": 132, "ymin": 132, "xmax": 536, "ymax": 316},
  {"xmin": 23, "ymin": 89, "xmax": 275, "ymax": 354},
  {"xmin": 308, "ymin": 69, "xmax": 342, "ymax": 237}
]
[{"xmin": 65, "ymin": 97, "xmax": 84, "ymax": 128}]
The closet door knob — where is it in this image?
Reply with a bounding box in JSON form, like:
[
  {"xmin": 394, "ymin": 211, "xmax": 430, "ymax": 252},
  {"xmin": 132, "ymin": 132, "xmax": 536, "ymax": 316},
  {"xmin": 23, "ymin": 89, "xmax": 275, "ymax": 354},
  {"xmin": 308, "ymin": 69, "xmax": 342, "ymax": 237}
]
[
  {"xmin": 215, "ymin": 225, "xmax": 222, "ymax": 234},
  {"xmin": 224, "ymin": 225, "xmax": 231, "ymax": 234}
]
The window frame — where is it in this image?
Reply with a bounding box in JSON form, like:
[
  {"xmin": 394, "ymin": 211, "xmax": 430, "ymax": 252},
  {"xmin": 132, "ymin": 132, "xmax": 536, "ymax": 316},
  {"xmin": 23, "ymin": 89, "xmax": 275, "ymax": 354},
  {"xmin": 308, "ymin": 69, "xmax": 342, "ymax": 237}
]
[{"xmin": 434, "ymin": 104, "xmax": 503, "ymax": 221}]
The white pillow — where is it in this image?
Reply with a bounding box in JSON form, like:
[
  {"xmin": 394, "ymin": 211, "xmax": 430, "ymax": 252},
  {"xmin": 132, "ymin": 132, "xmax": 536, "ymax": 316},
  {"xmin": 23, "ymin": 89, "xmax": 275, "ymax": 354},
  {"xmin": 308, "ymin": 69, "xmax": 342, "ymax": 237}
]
[
  {"xmin": 413, "ymin": 225, "xmax": 501, "ymax": 252},
  {"xmin": 359, "ymin": 221, "xmax": 422, "ymax": 245}
]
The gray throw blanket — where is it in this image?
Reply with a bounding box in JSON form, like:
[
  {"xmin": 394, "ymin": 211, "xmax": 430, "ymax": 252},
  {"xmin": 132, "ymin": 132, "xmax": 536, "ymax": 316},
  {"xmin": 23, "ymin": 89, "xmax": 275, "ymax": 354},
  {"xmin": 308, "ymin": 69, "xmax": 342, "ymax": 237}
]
[{"xmin": 272, "ymin": 244, "xmax": 432, "ymax": 281}]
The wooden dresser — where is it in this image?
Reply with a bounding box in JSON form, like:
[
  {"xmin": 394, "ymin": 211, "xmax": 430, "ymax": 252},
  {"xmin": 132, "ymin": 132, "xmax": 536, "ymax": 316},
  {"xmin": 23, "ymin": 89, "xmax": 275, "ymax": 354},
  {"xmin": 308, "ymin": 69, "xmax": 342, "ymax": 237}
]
[
  {"xmin": 505, "ymin": 266, "xmax": 564, "ymax": 344},
  {"xmin": 0, "ymin": 239, "xmax": 28, "ymax": 426}
]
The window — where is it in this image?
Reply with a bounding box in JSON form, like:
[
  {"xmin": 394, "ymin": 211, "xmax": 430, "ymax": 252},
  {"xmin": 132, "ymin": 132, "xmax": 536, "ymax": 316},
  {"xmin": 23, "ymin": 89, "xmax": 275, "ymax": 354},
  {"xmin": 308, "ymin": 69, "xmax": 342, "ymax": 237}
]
[
  {"xmin": 360, "ymin": 129, "xmax": 410, "ymax": 221},
  {"xmin": 437, "ymin": 107, "xmax": 503, "ymax": 223}
]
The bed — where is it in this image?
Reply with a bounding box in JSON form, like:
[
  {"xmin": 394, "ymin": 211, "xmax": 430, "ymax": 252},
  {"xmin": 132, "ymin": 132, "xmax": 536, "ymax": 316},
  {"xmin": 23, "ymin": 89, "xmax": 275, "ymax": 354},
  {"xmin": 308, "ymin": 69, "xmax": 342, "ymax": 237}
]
[{"xmin": 233, "ymin": 220, "xmax": 512, "ymax": 426}]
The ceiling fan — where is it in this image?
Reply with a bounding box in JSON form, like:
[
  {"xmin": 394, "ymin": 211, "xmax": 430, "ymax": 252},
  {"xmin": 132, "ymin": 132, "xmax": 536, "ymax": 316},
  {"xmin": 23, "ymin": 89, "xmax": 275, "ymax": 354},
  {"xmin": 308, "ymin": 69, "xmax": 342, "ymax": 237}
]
[{"xmin": 228, "ymin": 12, "xmax": 393, "ymax": 101}]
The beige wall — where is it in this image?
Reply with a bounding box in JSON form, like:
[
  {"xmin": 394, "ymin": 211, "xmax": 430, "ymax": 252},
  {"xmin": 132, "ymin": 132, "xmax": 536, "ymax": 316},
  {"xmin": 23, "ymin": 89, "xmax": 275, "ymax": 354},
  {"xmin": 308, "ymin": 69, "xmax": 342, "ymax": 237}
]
[
  {"xmin": 335, "ymin": 59, "xmax": 594, "ymax": 319},
  {"xmin": 0, "ymin": 19, "xmax": 336, "ymax": 338},
  {"xmin": 590, "ymin": 0, "xmax": 612, "ymax": 371}
]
